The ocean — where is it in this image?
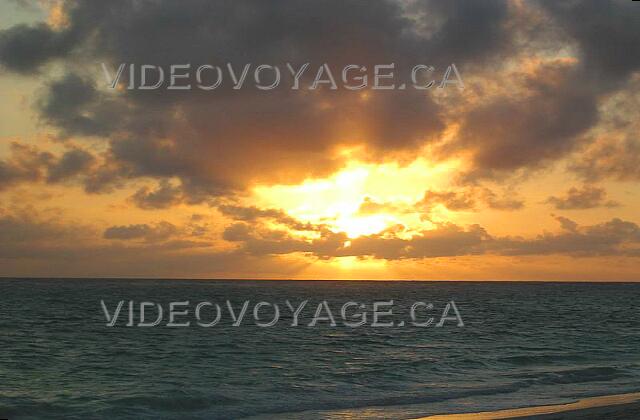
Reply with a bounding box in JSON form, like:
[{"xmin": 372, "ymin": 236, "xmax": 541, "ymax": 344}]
[{"xmin": 1, "ymin": 279, "xmax": 639, "ymax": 419}]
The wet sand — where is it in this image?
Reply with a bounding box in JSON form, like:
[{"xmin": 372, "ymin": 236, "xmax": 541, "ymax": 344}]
[{"xmin": 415, "ymin": 392, "xmax": 640, "ymax": 419}]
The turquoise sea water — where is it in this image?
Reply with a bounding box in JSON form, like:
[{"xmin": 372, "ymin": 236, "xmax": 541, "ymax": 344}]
[{"xmin": 1, "ymin": 279, "xmax": 639, "ymax": 419}]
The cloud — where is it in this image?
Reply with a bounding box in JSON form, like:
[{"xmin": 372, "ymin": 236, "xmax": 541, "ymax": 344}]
[
  {"xmin": 0, "ymin": 0, "xmax": 638, "ymax": 281},
  {"xmin": 218, "ymin": 204, "xmax": 321, "ymax": 232},
  {"xmin": 0, "ymin": 142, "xmax": 52, "ymax": 190},
  {"xmin": 225, "ymin": 221, "xmax": 489, "ymax": 260},
  {"xmin": 0, "ymin": 206, "xmax": 296, "ymax": 278},
  {"xmin": 36, "ymin": 73, "xmax": 117, "ymax": 137},
  {"xmin": 1, "ymin": 204, "xmax": 640, "ymax": 278},
  {"xmin": 495, "ymin": 216, "xmax": 640, "ymax": 257},
  {"xmin": 222, "ymin": 223, "xmax": 253, "ymax": 242},
  {"xmin": 0, "ymin": 142, "xmax": 118, "ymax": 191},
  {"xmin": 419, "ymin": 186, "xmax": 524, "ymax": 213},
  {"xmin": 0, "ymin": 207, "xmax": 85, "ymax": 244},
  {"xmin": 409, "ymin": 0, "xmax": 511, "ymax": 65},
  {"xmin": 357, "ymin": 197, "xmax": 403, "ymax": 215},
  {"xmin": 564, "ymin": 72, "xmax": 640, "ymax": 183},
  {"xmin": 452, "ymin": 62, "xmax": 599, "ymax": 179},
  {"xmin": 130, "ymin": 179, "xmax": 184, "ymax": 210},
  {"xmin": 81, "ymin": 159, "xmax": 129, "ymax": 194},
  {"xmin": 546, "ymin": 185, "xmax": 620, "ymax": 210},
  {"xmin": 46, "ymin": 148, "xmax": 95, "ymax": 183},
  {"xmin": 0, "ymin": 0, "xmax": 521, "ymax": 200},
  {"xmin": 0, "ymin": 206, "xmax": 96, "ymax": 261},
  {"xmin": 570, "ymin": 130, "xmax": 640, "ymax": 183},
  {"xmin": 421, "ymin": 189, "xmax": 477, "ymax": 211},
  {"xmin": 481, "ymin": 188, "xmax": 524, "ymax": 210},
  {"xmin": 0, "ymin": 1, "xmax": 636, "ymax": 197},
  {"xmin": 220, "ymin": 207, "xmax": 640, "ymax": 260},
  {"xmin": 0, "ymin": 22, "xmax": 76, "ymax": 74},
  {"xmin": 344, "ymin": 223, "xmax": 489, "ymax": 259},
  {"xmin": 537, "ymin": 0, "xmax": 640, "ymax": 82},
  {"xmin": 103, "ymin": 221, "xmax": 178, "ymax": 243}
]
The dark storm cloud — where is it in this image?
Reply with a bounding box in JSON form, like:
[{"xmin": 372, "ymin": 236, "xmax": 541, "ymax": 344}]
[
  {"xmin": 0, "ymin": 0, "xmax": 637, "ymax": 198},
  {"xmin": 0, "ymin": 0, "xmax": 518, "ymax": 200},
  {"xmin": 1, "ymin": 0, "xmax": 512, "ymax": 72},
  {"xmin": 409, "ymin": 0, "xmax": 510, "ymax": 65},
  {"xmin": 361, "ymin": 90, "xmax": 445, "ymax": 153},
  {"xmin": 0, "ymin": 23, "xmax": 76, "ymax": 74},
  {"xmin": 545, "ymin": 185, "xmax": 619, "ymax": 210},
  {"xmin": 37, "ymin": 72, "xmax": 128, "ymax": 138},
  {"xmin": 445, "ymin": 1, "xmax": 639, "ymax": 181},
  {"xmin": 537, "ymin": 0, "xmax": 640, "ymax": 82},
  {"xmin": 453, "ymin": 63, "xmax": 600, "ymax": 179},
  {"xmin": 516, "ymin": 0, "xmax": 640, "ymax": 184}
]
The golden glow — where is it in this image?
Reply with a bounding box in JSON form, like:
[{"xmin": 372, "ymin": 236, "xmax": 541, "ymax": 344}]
[
  {"xmin": 253, "ymin": 158, "xmax": 460, "ymax": 238},
  {"xmin": 335, "ymin": 214, "xmax": 391, "ymax": 238}
]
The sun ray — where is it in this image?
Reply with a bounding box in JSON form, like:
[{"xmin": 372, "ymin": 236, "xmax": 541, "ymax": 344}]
[{"xmin": 253, "ymin": 158, "xmax": 461, "ymax": 238}]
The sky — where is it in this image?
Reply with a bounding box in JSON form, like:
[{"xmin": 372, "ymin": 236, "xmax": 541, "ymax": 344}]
[{"xmin": 0, "ymin": 0, "xmax": 639, "ymax": 280}]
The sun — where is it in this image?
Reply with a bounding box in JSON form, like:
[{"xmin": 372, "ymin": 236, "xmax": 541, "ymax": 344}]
[
  {"xmin": 334, "ymin": 214, "xmax": 393, "ymax": 238},
  {"xmin": 252, "ymin": 158, "xmax": 460, "ymax": 238}
]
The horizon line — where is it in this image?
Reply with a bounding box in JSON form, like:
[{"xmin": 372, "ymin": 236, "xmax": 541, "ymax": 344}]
[{"xmin": 1, "ymin": 277, "xmax": 639, "ymax": 283}]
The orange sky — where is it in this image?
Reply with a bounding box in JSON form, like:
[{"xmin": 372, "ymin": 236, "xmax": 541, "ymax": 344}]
[{"xmin": 0, "ymin": 1, "xmax": 639, "ymax": 280}]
